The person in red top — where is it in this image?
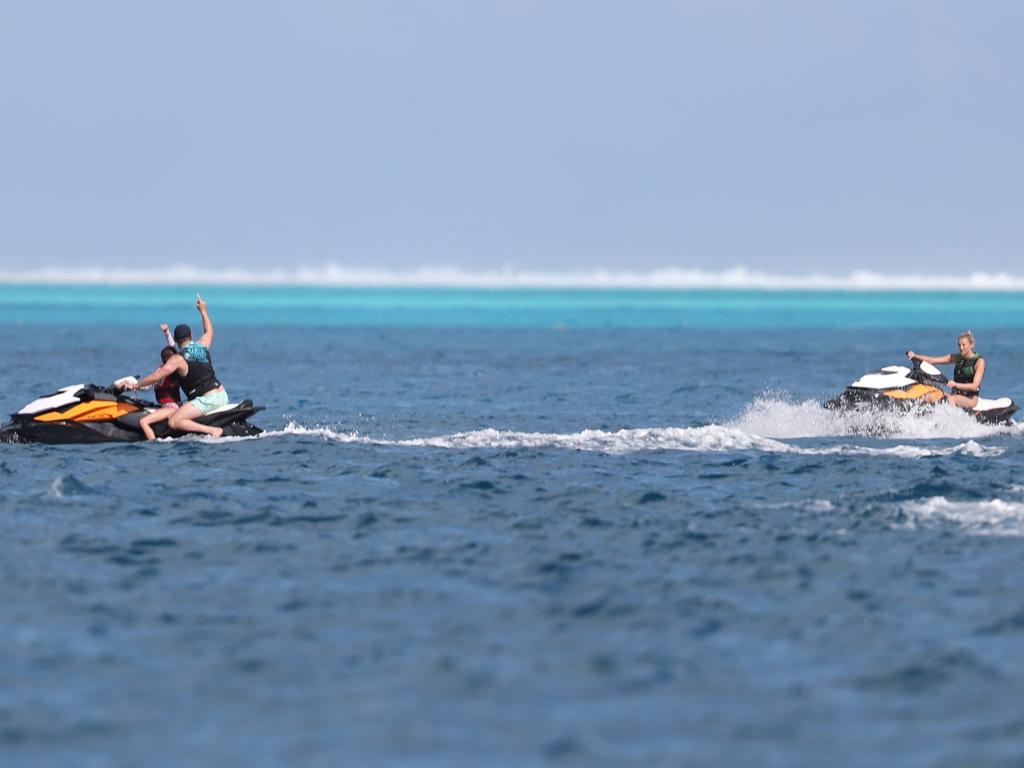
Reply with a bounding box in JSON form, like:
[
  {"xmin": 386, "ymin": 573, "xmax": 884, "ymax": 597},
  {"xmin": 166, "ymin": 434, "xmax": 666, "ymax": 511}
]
[{"xmin": 138, "ymin": 324, "xmax": 184, "ymax": 440}]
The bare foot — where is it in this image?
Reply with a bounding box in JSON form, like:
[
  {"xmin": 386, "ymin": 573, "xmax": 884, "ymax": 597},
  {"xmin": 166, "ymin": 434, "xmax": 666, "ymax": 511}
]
[{"xmin": 211, "ymin": 426, "xmax": 224, "ymax": 438}]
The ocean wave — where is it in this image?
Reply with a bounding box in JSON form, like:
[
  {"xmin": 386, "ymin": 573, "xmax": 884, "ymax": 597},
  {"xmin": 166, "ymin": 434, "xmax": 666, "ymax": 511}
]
[
  {"xmin": 3, "ymin": 264, "xmax": 1024, "ymax": 290},
  {"xmin": 900, "ymin": 496, "xmax": 1024, "ymax": 536},
  {"xmin": 268, "ymin": 422, "xmax": 1003, "ymax": 458}
]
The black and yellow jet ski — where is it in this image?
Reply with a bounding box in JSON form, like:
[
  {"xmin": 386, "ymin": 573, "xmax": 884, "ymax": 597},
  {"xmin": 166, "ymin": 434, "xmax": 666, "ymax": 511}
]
[
  {"xmin": 0, "ymin": 382, "xmax": 264, "ymax": 443},
  {"xmin": 824, "ymin": 358, "xmax": 1018, "ymax": 425}
]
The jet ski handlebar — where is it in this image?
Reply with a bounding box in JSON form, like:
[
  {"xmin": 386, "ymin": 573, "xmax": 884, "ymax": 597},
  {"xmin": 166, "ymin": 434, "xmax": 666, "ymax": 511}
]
[
  {"xmin": 84, "ymin": 381, "xmax": 153, "ymax": 408},
  {"xmin": 908, "ymin": 358, "xmax": 950, "ymax": 386}
]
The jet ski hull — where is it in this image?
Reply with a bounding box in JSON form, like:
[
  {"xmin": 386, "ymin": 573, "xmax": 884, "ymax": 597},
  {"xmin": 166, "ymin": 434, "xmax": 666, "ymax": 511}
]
[{"xmin": 0, "ymin": 384, "xmax": 264, "ymax": 444}]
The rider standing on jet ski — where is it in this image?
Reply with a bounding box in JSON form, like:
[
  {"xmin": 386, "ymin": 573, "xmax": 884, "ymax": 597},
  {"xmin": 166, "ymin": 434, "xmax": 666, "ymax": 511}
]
[
  {"xmin": 907, "ymin": 331, "xmax": 985, "ymax": 409},
  {"xmin": 127, "ymin": 295, "xmax": 228, "ymax": 438}
]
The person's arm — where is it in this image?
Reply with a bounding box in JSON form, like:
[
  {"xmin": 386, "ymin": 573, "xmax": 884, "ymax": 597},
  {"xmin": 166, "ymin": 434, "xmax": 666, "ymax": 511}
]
[
  {"xmin": 196, "ymin": 294, "xmax": 214, "ymax": 348},
  {"xmin": 161, "ymin": 323, "xmax": 175, "ymax": 347},
  {"xmin": 952, "ymin": 358, "xmax": 985, "ymax": 394},
  {"xmin": 131, "ymin": 358, "xmax": 182, "ymax": 390},
  {"xmin": 907, "ymin": 351, "xmax": 954, "ymax": 365}
]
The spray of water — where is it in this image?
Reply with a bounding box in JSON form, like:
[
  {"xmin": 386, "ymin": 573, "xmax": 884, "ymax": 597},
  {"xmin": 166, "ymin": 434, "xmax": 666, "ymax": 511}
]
[{"xmin": 730, "ymin": 391, "xmax": 1016, "ymax": 440}]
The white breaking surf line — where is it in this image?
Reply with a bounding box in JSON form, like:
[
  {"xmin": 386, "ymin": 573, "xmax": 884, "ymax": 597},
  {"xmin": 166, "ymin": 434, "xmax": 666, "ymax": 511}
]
[{"xmin": 4, "ymin": 264, "xmax": 1024, "ymax": 290}]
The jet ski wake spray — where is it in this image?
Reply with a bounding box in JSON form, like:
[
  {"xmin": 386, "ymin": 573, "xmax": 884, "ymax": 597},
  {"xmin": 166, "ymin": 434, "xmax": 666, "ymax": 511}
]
[
  {"xmin": 824, "ymin": 358, "xmax": 1018, "ymax": 425},
  {"xmin": 0, "ymin": 378, "xmax": 264, "ymax": 444}
]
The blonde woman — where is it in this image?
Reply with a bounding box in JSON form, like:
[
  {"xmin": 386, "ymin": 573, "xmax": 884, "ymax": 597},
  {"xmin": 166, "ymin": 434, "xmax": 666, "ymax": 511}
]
[{"xmin": 907, "ymin": 331, "xmax": 985, "ymax": 407}]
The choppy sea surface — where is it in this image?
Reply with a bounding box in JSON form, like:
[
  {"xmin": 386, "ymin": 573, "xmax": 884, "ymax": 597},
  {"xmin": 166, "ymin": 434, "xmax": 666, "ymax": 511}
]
[{"xmin": 3, "ymin": 287, "xmax": 1024, "ymax": 767}]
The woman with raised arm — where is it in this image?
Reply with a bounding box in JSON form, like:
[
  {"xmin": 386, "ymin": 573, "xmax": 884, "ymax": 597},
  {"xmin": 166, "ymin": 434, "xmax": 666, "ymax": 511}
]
[{"xmin": 907, "ymin": 331, "xmax": 985, "ymax": 408}]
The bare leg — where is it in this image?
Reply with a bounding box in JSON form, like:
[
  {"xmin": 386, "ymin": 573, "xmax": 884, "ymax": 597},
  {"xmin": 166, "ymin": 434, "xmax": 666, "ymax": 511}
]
[
  {"xmin": 947, "ymin": 393, "xmax": 978, "ymax": 410},
  {"xmin": 139, "ymin": 406, "xmax": 178, "ymax": 441},
  {"xmin": 168, "ymin": 403, "xmax": 224, "ymax": 438}
]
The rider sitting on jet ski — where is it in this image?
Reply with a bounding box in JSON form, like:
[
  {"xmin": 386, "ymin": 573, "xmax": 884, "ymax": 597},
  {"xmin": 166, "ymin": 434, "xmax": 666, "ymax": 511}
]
[
  {"xmin": 906, "ymin": 331, "xmax": 985, "ymax": 409},
  {"xmin": 137, "ymin": 343, "xmax": 184, "ymax": 440},
  {"xmin": 126, "ymin": 295, "xmax": 228, "ymax": 438}
]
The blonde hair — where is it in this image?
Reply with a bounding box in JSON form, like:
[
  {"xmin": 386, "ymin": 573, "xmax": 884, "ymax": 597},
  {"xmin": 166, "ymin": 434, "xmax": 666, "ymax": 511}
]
[{"xmin": 959, "ymin": 330, "xmax": 975, "ymax": 347}]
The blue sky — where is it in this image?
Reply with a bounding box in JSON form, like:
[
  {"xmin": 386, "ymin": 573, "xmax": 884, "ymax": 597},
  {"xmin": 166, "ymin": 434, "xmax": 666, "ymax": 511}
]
[{"xmin": 1, "ymin": 1, "xmax": 1021, "ymax": 275}]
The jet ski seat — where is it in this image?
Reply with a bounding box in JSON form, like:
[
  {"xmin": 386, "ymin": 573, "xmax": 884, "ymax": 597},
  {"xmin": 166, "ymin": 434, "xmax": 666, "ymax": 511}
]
[
  {"xmin": 207, "ymin": 399, "xmax": 254, "ymax": 416},
  {"xmin": 975, "ymin": 397, "xmax": 1013, "ymax": 412}
]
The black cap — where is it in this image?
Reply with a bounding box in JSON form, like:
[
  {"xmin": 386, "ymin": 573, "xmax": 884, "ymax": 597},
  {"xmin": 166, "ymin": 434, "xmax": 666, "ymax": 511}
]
[{"xmin": 173, "ymin": 324, "xmax": 192, "ymax": 342}]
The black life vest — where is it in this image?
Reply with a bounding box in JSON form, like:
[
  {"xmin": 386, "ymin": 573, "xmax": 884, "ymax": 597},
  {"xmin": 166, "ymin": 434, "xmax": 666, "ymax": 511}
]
[
  {"xmin": 178, "ymin": 342, "xmax": 222, "ymax": 400},
  {"xmin": 954, "ymin": 353, "xmax": 982, "ymax": 390}
]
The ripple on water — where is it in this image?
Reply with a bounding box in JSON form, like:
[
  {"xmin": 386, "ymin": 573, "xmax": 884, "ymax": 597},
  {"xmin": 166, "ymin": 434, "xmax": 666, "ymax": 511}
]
[
  {"xmin": 46, "ymin": 474, "xmax": 96, "ymax": 498},
  {"xmin": 851, "ymin": 650, "xmax": 1000, "ymax": 694},
  {"xmin": 172, "ymin": 510, "xmax": 274, "ymax": 527}
]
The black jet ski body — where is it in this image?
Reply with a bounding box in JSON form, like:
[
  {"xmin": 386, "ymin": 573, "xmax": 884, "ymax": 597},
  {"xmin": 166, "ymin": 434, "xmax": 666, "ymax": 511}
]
[
  {"xmin": 824, "ymin": 360, "xmax": 1018, "ymax": 425},
  {"xmin": 0, "ymin": 383, "xmax": 264, "ymax": 443}
]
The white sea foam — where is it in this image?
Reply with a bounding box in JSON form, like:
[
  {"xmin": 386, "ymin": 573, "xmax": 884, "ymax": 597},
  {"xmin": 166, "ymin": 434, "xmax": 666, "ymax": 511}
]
[
  {"xmin": 3, "ymin": 263, "xmax": 1024, "ymax": 290},
  {"xmin": 267, "ymin": 421, "xmax": 1003, "ymax": 458},
  {"xmin": 274, "ymin": 422, "xmax": 794, "ymax": 454},
  {"xmin": 900, "ymin": 497, "xmax": 1024, "ymax": 536},
  {"xmin": 817, "ymin": 440, "xmax": 1002, "ymax": 459}
]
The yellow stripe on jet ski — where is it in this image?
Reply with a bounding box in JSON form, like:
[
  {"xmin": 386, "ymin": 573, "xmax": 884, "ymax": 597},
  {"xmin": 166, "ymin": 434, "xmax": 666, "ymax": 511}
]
[
  {"xmin": 883, "ymin": 384, "xmax": 944, "ymax": 400},
  {"xmin": 34, "ymin": 401, "xmax": 139, "ymax": 422}
]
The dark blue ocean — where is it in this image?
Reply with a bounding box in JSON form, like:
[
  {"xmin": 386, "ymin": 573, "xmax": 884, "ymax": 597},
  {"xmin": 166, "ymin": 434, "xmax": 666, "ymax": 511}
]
[{"xmin": 3, "ymin": 287, "xmax": 1024, "ymax": 767}]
